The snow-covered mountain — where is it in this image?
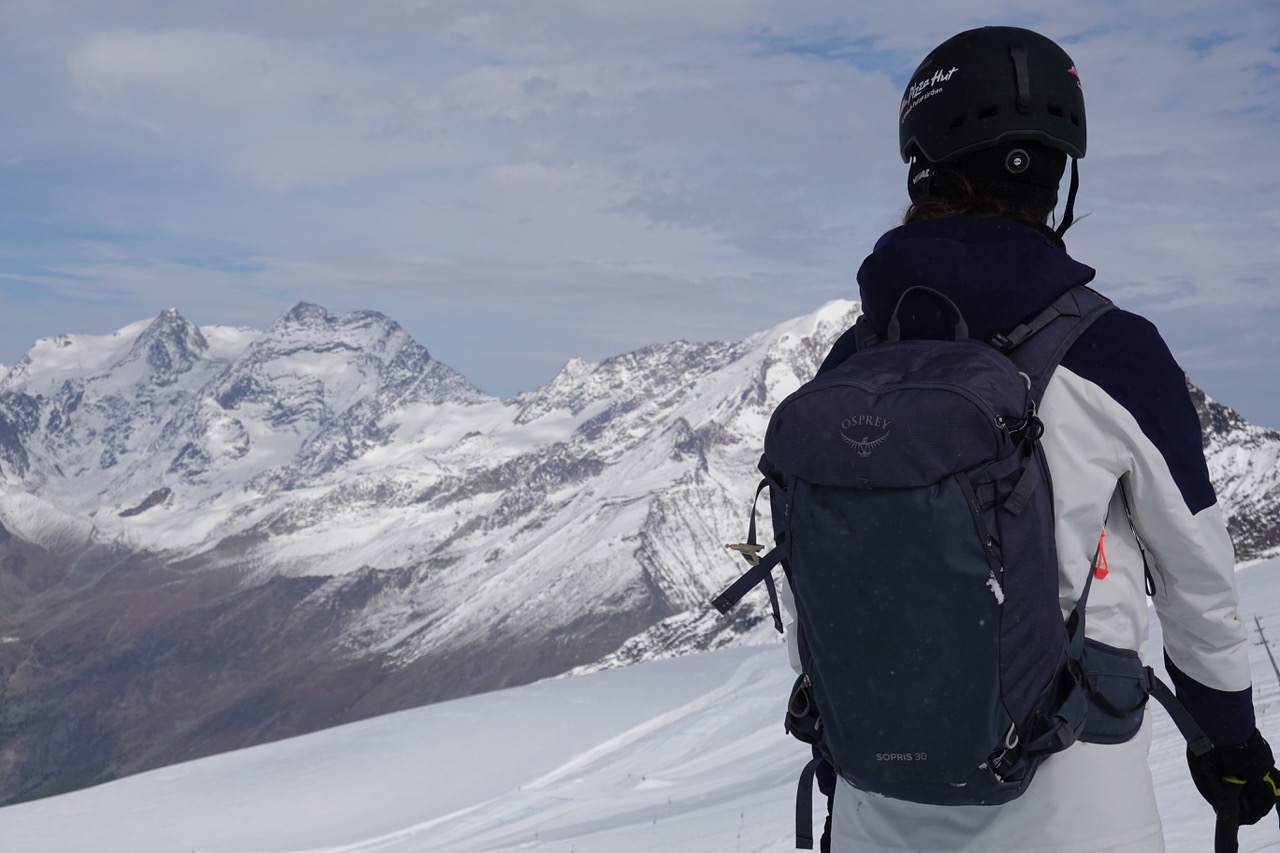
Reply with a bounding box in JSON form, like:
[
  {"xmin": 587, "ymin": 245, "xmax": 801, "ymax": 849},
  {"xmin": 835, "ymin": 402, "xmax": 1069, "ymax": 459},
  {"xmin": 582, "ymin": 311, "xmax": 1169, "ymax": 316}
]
[
  {"xmin": 1192, "ymin": 384, "xmax": 1280, "ymax": 558},
  {"xmin": 0, "ymin": 300, "xmax": 852, "ymax": 802},
  {"xmin": 2, "ymin": 555, "xmax": 1279, "ymax": 853},
  {"xmin": 0, "ymin": 300, "xmax": 1275, "ymax": 805}
]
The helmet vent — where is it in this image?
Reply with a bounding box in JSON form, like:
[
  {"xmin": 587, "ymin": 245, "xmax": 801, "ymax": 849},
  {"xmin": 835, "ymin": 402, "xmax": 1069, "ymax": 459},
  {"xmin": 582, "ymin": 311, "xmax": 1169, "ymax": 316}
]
[
  {"xmin": 1047, "ymin": 104, "xmax": 1064, "ymax": 118},
  {"xmin": 1070, "ymin": 112, "xmax": 1081, "ymax": 127},
  {"xmin": 950, "ymin": 115, "xmax": 966, "ymax": 129},
  {"xmin": 978, "ymin": 104, "xmax": 1000, "ymax": 120}
]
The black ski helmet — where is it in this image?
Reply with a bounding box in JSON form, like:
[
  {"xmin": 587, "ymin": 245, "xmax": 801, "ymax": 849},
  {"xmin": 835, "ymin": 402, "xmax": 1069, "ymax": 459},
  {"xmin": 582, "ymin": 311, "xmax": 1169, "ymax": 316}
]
[
  {"xmin": 899, "ymin": 26, "xmax": 1086, "ymax": 233},
  {"xmin": 900, "ymin": 26, "xmax": 1085, "ymax": 164}
]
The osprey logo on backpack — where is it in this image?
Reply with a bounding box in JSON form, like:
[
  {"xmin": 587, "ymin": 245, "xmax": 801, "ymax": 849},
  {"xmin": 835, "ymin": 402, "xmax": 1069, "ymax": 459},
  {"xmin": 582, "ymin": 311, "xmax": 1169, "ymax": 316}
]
[{"xmin": 840, "ymin": 416, "xmax": 892, "ymax": 457}]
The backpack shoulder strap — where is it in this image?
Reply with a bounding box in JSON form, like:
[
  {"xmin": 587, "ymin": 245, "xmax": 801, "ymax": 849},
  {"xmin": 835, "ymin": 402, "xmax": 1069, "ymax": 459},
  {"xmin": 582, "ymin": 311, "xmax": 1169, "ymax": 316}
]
[
  {"xmin": 992, "ymin": 285, "xmax": 1114, "ymax": 406},
  {"xmin": 853, "ymin": 313, "xmax": 879, "ymax": 351}
]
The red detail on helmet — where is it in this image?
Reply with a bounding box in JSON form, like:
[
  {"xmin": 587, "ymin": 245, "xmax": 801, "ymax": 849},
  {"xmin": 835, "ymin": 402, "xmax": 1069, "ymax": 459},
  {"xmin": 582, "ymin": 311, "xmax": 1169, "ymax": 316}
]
[{"xmin": 1067, "ymin": 65, "xmax": 1079, "ymax": 77}]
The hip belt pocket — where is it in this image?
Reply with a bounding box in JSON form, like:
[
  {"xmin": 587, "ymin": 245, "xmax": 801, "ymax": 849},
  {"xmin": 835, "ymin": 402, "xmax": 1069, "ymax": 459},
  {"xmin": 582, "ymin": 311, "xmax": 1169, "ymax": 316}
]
[{"xmin": 1079, "ymin": 638, "xmax": 1148, "ymax": 744}]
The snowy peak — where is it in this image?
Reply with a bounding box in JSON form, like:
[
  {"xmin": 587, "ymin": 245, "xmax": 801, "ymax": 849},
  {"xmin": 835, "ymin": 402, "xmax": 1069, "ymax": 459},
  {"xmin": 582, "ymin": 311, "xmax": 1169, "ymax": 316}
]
[
  {"xmin": 0, "ymin": 328, "xmax": 134, "ymax": 397},
  {"xmin": 240, "ymin": 302, "xmax": 488, "ymax": 409},
  {"xmin": 118, "ymin": 308, "xmax": 209, "ymax": 385},
  {"xmin": 0, "ymin": 303, "xmax": 492, "ymax": 521},
  {"xmin": 512, "ymin": 338, "xmax": 750, "ymax": 427},
  {"xmin": 1190, "ymin": 384, "xmax": 1280, "ymax": 559},
  {"xmin": 1, "ymin": 310, "xmax": 220, "ymax": 402},
  {"xmin": 279, "ymin": 301, "xmax": 335, "ymax": 327},
  {"xmin": 267, "ymin": 302, "xmax": 397, "ymax": 358},
  {"xmin": 508, "ymin": 301, "xmax": 860, "ymax": 438}
]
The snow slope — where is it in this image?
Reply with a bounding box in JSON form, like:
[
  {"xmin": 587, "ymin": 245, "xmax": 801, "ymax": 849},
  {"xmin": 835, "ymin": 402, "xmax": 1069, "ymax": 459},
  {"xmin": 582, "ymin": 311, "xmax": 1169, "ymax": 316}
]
[{"xmin": 2, "ymin": 557, "xmax": 1278, "ymax": 853}]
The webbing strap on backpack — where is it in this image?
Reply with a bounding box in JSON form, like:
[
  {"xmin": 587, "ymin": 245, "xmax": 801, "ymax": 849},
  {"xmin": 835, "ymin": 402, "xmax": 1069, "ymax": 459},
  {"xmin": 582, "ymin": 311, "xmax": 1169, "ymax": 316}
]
[
  {"xmin": 1145, "ymin": 669, "xmax": 1215, "ymax": 756},
  {"xmin": 715, "ymin": 478, "xmax": 785, "ymax": 633},
  {"xmin": 711, "ymin": 547, "xmax": 784, "ymax": 629},
  {"xmin": 793, "ymin": 756, "xmax": 824, "ymax": 850}
]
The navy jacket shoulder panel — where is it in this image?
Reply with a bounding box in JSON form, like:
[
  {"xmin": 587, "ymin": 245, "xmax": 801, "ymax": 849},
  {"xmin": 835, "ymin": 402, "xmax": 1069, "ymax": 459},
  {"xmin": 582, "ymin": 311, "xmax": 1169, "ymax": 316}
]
[
  {"xmin": 1165, "ymin": 653, "xmax": 1256, "ymax": 747},
  {"xmin": 1060, "ymin": 309, "xmax": 1218, "ymax": 515}
]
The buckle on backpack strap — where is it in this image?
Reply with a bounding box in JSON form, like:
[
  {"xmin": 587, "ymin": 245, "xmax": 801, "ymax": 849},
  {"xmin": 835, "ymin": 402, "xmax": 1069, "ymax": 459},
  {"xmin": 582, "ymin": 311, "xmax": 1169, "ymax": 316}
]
[
  {"xmin": 988, "ymin": 725, "xmax": 1021, "ymax": 778},
  {"xmin": 725, "ymin": 542, "xmax": 764, "ymax": 566}
]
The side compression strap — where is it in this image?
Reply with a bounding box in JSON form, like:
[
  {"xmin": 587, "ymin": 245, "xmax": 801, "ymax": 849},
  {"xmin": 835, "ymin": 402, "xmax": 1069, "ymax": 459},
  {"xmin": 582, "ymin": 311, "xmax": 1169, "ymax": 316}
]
[
  {"xmin": 714, "ymin": 478, "xmax": 785, "ymax": 632},
  {"xmin": 711, "ymin": 548, "xmax": 784, "ymax": 624},
  {"xmin": 1145, "ymin": 668, "xmax": 1215, "ymax": 756}
]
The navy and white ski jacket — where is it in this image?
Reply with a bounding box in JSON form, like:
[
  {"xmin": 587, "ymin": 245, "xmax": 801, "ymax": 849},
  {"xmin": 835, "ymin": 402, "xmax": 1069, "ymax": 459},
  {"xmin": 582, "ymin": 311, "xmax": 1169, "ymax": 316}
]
[{"xmin": 791, "ymin": 216, "xmax": 1254, "ymax": 852}]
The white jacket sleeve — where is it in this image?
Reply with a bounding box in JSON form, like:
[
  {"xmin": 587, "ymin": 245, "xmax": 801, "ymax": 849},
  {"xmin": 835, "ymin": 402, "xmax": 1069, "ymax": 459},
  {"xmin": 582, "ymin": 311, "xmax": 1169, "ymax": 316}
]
[{"xmin": 1048, "ymin": 309, "xmax": 1252, "ymax": 701}]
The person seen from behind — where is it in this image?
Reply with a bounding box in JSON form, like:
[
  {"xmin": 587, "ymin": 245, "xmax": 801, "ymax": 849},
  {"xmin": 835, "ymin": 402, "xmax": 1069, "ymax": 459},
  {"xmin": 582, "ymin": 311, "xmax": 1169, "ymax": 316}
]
[{"xmin": 789, "ymin": 26, "xmax": 1277, "ymax": 853}]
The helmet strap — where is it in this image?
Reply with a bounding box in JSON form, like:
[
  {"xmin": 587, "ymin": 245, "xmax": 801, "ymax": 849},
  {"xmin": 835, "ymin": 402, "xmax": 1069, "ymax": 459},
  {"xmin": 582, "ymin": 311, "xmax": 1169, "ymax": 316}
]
[
  {"xmin": 1055, "ymin": 158, "xmax": 1080, "ymax": 238},
  {"xmin": 907, "ymin": 151, "xmax": 934, "ymax": 201}
]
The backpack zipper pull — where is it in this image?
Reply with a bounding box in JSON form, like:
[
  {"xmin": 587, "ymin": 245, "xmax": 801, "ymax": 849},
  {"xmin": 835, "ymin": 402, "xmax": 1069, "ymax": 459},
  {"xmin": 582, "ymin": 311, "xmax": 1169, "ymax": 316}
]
[{"xmin": 1093, "ymin": 530, "xmax": 1109, "ymax": 579}]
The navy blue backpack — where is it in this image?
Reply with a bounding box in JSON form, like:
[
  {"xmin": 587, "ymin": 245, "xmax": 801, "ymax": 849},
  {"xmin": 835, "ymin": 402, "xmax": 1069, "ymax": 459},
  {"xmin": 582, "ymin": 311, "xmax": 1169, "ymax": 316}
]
[{"xmin": 713, "ymin": 285, "xmax": 1213, "ymax": 848}]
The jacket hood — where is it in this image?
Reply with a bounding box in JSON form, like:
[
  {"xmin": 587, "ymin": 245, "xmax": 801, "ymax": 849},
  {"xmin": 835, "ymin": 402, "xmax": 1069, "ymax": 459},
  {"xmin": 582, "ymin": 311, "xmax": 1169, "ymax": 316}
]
[{"xmin": 857, "ymin": 217, "xmax": 1096, "ymax": 342}]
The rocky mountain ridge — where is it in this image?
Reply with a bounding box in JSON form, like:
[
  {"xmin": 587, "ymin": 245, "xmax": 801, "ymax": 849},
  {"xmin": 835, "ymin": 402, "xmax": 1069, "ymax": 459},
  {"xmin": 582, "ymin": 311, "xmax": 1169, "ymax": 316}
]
[{"xmin": 0, "ymin": 300, "xmax": 1274, "ymax": 803}]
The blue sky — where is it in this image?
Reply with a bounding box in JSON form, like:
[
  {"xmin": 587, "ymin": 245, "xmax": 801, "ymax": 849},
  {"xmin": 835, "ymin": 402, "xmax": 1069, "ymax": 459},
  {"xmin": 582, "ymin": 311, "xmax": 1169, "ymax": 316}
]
[{"xmin": 2, "ymin": 0, "xmax": 1278, "ymax": 425}]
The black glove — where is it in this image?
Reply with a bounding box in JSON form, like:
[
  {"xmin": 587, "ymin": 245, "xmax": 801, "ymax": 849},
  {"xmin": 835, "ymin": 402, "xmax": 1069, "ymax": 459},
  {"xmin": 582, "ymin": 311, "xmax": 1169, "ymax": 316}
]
[{"xmin": 1187, "ymin": 729, "xmax": 1280, "ymax": 852}]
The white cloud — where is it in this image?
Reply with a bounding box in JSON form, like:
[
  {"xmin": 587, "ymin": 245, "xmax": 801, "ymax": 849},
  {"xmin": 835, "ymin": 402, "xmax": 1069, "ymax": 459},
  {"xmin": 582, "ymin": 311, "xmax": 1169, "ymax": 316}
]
[
  {"xmin": 1, "ymin": 0, "xmax": 1277, "ymax": 421},
  {"xmin": 65, "ymin": 29, "xmax": 447, "ymax": 191}
]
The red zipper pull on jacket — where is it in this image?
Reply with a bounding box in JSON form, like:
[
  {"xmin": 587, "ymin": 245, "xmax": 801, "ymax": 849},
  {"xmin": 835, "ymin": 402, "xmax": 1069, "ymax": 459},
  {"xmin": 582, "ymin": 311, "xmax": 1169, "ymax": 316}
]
[{"xmin": 1094, "ymin": 530, "xmax": 1110, "ymax": 579}]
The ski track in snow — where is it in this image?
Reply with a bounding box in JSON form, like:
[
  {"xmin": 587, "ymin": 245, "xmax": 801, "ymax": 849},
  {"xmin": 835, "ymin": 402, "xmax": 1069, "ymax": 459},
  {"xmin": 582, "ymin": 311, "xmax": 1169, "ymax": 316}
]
[{"xmin": 2, "ymin": 559, "xmax": 1279, "ymax": 853}]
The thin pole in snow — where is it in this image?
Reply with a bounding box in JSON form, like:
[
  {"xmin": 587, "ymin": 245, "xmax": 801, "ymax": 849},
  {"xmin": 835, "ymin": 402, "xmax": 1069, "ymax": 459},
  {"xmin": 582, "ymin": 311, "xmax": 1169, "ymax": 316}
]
[{"xmin": 1254, "ymin": 615, "xmax": 1280, "ymax": 687}]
